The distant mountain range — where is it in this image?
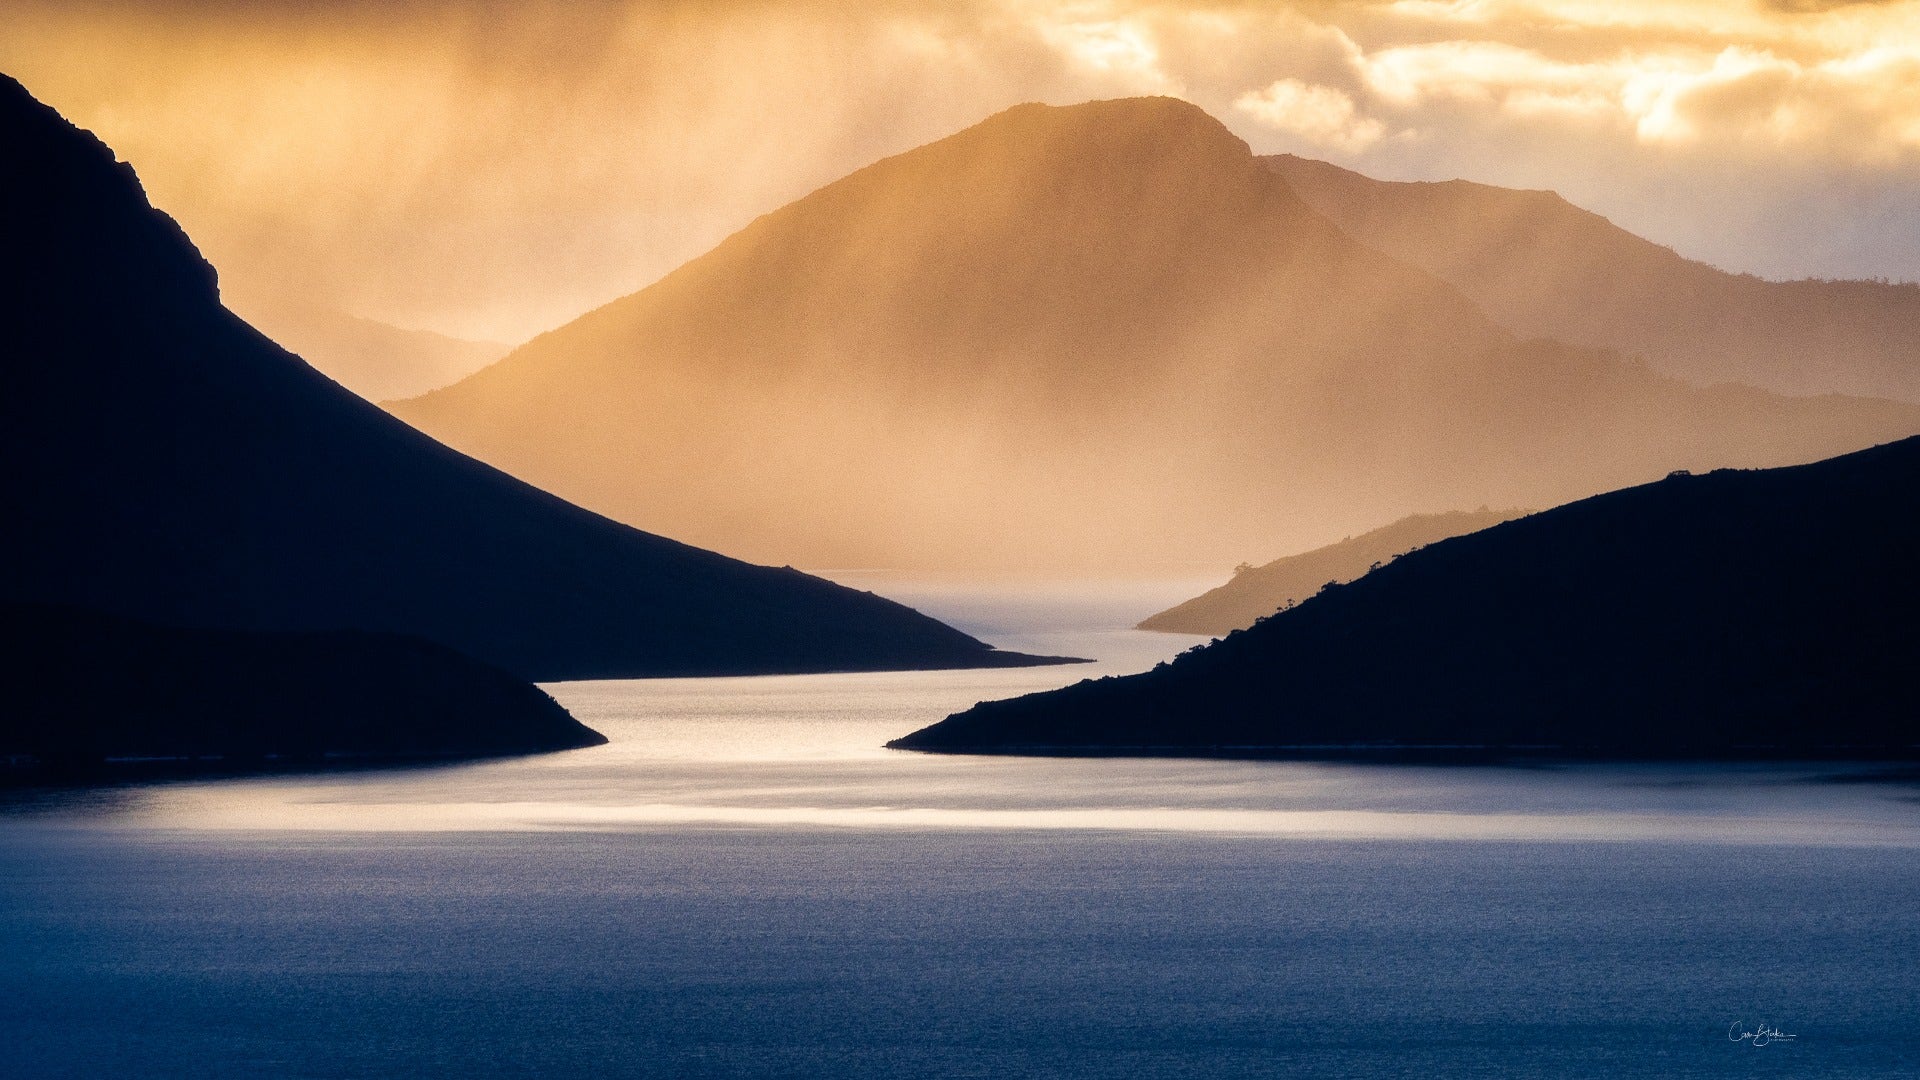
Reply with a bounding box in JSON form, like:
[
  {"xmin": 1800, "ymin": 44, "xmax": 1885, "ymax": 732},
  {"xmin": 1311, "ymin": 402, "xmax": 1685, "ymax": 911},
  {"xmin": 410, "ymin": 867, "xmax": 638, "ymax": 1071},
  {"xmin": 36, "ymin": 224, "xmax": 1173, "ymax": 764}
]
[
  {"xmin": 393, "ymin": 97, "xmax": 1920, "ymax": 573},
  {"xmin": 1139, "ymin": 508, "xmax": 1524, "ymax": 636},
  {"xmin": 225, "ymin": 294, "xmax": 512, "ymax": 402},
  {"xmin": 0, "ymin": 73, "xmax": 1060, "ymax": 682},
  {"xmin": 892, "ymin": 436, "xmax": 1920, "ymax": 759},
  {"xmin": 1268, "ymin": 154, "xmax": 1920, "ymax": 403}
]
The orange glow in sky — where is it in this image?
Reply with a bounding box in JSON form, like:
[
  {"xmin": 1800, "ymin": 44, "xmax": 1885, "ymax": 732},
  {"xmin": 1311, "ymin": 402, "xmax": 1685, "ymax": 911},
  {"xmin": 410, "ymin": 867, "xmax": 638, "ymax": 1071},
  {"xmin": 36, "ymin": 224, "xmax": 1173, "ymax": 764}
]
[{"xmin": 6, "ymin": 0, "xmax": 1917, "ymax": 342}]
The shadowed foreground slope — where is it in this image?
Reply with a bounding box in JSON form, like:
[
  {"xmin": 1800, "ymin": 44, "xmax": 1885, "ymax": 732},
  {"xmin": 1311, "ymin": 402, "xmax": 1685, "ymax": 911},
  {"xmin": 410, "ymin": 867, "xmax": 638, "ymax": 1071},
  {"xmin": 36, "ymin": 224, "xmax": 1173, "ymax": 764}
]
[
  {"xmin": 396, "ymin": 97, "xmax": 1920, "ymax": 573},
  {"xmin": 1269, "ymin": 154, "xmax": 1920, "ymax": 403},
  {"xmin": 1139, "ymin": 508, "xmax": 1524, "ymax": 636},
  {"xmin": 894, "ymin": 437, "xmax": 1920, "ymax": 759},
  {"xmin": 0, "ymin": 73, "xmax": 1061, "ymax": 680},
  {"xmin": 0, "ymin": 604, "xmax": 604, "ymax": 782}
]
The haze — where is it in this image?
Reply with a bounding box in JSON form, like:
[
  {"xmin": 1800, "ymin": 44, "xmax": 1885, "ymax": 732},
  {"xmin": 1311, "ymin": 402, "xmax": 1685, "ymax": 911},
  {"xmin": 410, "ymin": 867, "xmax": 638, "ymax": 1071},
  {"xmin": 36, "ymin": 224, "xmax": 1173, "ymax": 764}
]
[
  {"xmin": 390, "ymin": 97, "xmax": 1920, "ymax": 572},
  {"xmin": 6, "ymin": 0, "xmax": 1918, "ymax": 344}
]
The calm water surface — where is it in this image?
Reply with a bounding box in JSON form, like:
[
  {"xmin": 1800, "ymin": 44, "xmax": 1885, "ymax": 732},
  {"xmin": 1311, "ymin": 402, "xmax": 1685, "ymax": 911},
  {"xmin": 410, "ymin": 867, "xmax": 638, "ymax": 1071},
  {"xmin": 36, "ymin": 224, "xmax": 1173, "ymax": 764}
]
[{"xmin": 4, "ymin": 576, "xmax": 1918, "ymax": 1077}]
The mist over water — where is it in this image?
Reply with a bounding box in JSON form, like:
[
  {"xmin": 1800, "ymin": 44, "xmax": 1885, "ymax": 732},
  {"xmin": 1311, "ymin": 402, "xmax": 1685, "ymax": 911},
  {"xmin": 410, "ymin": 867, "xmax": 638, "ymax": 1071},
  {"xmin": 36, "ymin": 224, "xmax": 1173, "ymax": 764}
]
[{"xmin": 5, "ymin": 578, "xmax": 1919, "ymax": 1076}]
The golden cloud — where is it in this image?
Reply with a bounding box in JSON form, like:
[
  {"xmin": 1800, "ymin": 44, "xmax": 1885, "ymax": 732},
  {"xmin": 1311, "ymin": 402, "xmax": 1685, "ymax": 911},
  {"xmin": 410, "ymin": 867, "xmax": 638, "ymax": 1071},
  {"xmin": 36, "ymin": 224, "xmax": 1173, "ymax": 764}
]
[
  {"xmin": 3, "ymin": 0, "xmax": 1916, "ymax": 340},
  {"xmin": 1236, "ymin": 78, "xmax": 1387, "ymax": 150}
]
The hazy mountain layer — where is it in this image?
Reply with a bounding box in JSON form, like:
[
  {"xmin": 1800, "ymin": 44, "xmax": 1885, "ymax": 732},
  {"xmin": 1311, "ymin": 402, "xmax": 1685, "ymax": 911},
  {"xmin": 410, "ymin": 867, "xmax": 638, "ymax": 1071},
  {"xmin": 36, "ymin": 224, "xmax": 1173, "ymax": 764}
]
[
  {"xmin": 227, "ymin": 293, "xmax": 512, "ymax": 402},
  {"xmin": 396, "ymin": 97, "xmax": 1920, "ymax": 573},
  {"xmin": 893, "ymin": 436, "xmax": 1920, "ymax": 758},
  {"xmin": 1268, "ymin": 154, "xmax": 1920, "ymax": 403},
  {"xmin": 0, "ymin": 604, "xmax": 605, "ymax": 781},
  {"xmin": 0, "ymin": 73, "xmax": 1060, "ymax": 680},
  {"xmin": 1138, "ymin": 508, "xmax": 1524, "ymax": 636}
]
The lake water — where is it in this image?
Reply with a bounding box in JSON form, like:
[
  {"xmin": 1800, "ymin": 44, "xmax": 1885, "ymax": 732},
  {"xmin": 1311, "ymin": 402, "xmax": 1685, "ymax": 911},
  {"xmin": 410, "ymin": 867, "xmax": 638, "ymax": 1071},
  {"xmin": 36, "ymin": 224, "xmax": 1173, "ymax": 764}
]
[{"xmin": 4, "ymin": 576, "xmax": 1918, "ymax": 1078}]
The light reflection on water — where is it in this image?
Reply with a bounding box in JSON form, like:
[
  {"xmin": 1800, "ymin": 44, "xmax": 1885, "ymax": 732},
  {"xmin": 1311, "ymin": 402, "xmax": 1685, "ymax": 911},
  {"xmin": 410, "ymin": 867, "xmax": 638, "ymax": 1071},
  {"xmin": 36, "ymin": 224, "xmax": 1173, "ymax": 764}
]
[
  {"xmin": 8, "ymin": 578, "xmax": 1920, "ymax": 1079},
  {"xmin": 11, "ymin": 576, "xmax": 1920, "ymax": 844}
]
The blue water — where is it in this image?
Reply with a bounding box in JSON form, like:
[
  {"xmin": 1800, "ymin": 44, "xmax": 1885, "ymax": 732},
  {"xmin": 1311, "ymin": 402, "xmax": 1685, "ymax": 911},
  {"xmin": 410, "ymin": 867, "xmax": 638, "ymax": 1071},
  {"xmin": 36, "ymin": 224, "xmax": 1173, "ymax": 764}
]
[{"xmin": 4, "ymin": 577, "xmax": 1917, "ymax": 1077}]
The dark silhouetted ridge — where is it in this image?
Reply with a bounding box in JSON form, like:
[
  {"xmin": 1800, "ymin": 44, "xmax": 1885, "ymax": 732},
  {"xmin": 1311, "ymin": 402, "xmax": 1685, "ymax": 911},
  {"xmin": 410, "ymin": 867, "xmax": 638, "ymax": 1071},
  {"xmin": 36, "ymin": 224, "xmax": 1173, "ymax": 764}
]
[
  {"xmin": 1267, "ymin": 153, "xmax": 1920, "ymax": 402},
  {"xmin": 0, "ymin": 603, "xmax": 604, "ymax": 783},
  {"xmin": 0, "ymin": 72, "xmax": 1065, "ymax": 680},
  {"xmin": 894, "ymin": 436, "xmax": 1920, "ymax": 758},
  {"xmin": 1139, "ymin": 508, "xmax": 1526, "ymax": 636},
  {"xmin": 396, "ymin": 96, "xmax": 1920, "ymax": 573}
]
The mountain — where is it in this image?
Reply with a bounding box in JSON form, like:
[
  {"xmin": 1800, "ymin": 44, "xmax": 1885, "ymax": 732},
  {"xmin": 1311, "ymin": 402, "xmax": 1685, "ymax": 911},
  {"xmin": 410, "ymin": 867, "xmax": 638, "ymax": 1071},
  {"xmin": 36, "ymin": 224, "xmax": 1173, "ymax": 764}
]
[
  {"xmin": 892, "ymin": 436, "xmax": 1920, "ymax": 759},
  {"xmin": 223, "ymin": 293, "xmax": 512, "ymax": 401},
  {"xmin": 393, "ymin": 97, "xmax": 1920, "ymax": 573},
  {"xmin": 0, "ymin": 604, "xmax": 604, "ymax": 782},
  {"xmin": 1267, "ymin": 154, "xmax": 1920, "ymax": 403},
  {"xmin": 1138, "ymin": 508, "xmax": 1524, "ymax": 636},
  {"xmin": 0, "ymin": 73, "xmax": 1063, "ymax": 680}
]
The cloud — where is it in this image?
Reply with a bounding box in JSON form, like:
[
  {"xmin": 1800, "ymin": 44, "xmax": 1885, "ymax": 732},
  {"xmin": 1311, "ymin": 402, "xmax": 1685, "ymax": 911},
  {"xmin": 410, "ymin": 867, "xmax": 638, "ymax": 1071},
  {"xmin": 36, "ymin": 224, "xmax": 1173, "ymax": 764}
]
[
  {"xmin": 1031, "ymin": 13, "xmax": 1178, "ymax": 90},
  {"xmin": 4, "ymin": 0, "xmax": 1919, "ymax": 338},
  {"xmin": 1235, "ymin": 78, "xmax": 1386, "ymax": 150},
  {"xmin": 1358, "ymin": 40, "xmax": 1618, "ymax": 108},
  {"xmin": 1630, "ymin": 44, "xmax": 1920, "ymax": 158},
  {"xmin": 1761, "ymin": 0, "xmax": 1902, "ymax": 12},
  {"xmin": 1345, "ymin": 33, "xmax": 1920, "ymax": 161}
]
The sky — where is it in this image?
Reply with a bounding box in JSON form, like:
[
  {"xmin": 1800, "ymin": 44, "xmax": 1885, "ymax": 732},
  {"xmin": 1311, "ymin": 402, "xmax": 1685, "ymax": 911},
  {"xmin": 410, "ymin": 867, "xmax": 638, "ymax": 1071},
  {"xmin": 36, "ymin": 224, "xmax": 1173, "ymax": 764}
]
[{"xmin": 6, "ymin": 0, "xmax": 1918, "ymax": 343}]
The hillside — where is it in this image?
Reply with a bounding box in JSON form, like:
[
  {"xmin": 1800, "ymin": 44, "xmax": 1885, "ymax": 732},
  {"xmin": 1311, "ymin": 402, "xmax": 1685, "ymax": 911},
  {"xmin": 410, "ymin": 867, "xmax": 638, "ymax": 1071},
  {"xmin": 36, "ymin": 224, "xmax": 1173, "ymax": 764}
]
[
  {"xmin": 1138, "ymin": 508, "xmax": 1523, "ymax": 636},
  {"xmin": 893, "ymin": 437, "xmax": 1920, "ymax": 759},
  {"xmin": 1268, "ymin": 154, "xmax": 1920, "ymax": 403},
  {"xmin": 395, "ymin": 98, "xmax": 1920, "ymax": 573},
  {"xmin": 0, "ymin": 604, "xmax": 605, "ymax": 782},
  {"xmin": 0, "ymin": 73, "xmax": 1062, "ymax": 680}
]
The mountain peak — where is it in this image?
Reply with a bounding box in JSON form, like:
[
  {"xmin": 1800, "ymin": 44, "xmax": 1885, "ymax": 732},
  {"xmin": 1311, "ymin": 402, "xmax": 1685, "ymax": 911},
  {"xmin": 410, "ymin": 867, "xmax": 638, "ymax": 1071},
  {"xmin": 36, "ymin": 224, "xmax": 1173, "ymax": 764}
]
[
  {"xmin": 395, "ymin": 95, "xmax": 1920, "ymax": 573},
  {"xmin": 1, "ymin": 71, "xmax": 1066, "ymax": 679},
  {"xmin": 984, "ymin": 96, "xmax": 1248, "ymax": 146},
  {"xmin": 737, "ymin": 95, "xmax": 1263, "ymax": 237},
  {"xmin": 905, "ymin": 95, "xmax": 1255, "ymax": 184},
  {"xmin": 0, "ymin": 70, "xmax": 219, "ymax": 316}
]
